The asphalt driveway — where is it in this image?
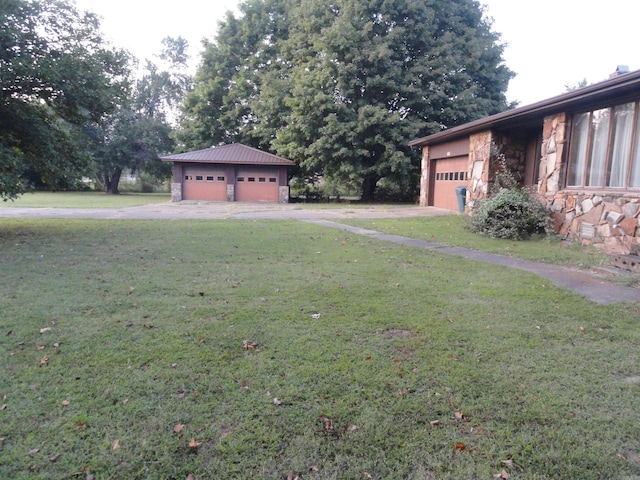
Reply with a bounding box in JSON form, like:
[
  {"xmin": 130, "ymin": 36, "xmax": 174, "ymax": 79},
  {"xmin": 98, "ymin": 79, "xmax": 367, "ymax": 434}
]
[{"xmin": 0, "ymin": 201, "xmax": 452, "ymax": 220}]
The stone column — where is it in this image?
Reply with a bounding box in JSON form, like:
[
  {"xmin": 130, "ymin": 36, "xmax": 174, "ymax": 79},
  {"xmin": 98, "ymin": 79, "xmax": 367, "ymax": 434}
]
[
  {"xmin": 278, "ymin": 186, "xmax": 290, "ymax": 204},
  {"xmin": 419, "ymin": 146, "xmax": 430, "ymax": 207},
  {"xmin": 468, "ymin": 131, "xmax": 492, "ymax": 212},
  {"xmin": 171, "ymin": 183, "xmax": 182, "ymax": 202}
]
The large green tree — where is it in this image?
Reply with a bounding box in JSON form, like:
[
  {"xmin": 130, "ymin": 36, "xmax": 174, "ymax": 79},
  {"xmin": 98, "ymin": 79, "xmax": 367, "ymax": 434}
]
[
  {"xmin": 0, "ymin": 0, "xmax": 129, "ymax": 200},
  {"xmin": 180, "ymin": 0, "xmax": 514, "ymax": 201},
  {"xmin": 90, "ymin": 37, "xmax": 192, "ymax": 194}
]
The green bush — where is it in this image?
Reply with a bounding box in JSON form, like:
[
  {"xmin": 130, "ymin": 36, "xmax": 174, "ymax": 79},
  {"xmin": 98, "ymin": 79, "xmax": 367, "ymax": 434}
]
[{"xmin": 470, "ymin": 187, "xmax": 551, "ymax": 240}]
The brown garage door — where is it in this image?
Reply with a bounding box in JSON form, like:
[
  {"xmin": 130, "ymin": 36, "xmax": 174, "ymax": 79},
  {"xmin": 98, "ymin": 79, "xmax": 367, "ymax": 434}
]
[
  {"xmin": 235, "ymin": 168, "xmax": 279, "ymax": 202},
  {"xmin": 433, "ymin": 156, "xmax": 469, "ymax": 211},
  {"xmin": 183, "ymin": 166, "xmax": 227, "ymax": 201}
]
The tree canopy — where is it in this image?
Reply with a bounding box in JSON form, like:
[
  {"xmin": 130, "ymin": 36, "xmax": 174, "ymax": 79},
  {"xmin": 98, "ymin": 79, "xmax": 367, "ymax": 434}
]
[
  {"xmin": 89, "ymin": 37, "xmax": 192, "ymax": 194},
  {"xmin": 180, "ymin": 0, "xmax": 514, "ymax": 201},
  {"xmin": 0, "ymin": 0, "xmax": 129, "ymax": 200}
]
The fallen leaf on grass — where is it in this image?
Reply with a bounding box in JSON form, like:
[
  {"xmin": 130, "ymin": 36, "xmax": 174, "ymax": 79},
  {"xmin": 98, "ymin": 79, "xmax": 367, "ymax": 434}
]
[
  {"xmin": 364, "ymin": 473, "xmax": 373, "ymax": 479},
  {"xmin": 273, "ymin": 398, "xmax": 283, "ymax": 405},
  {"xmin": 188, "ymin": 438, "xmax": 202, "ymax": 449},
  {"xmin": 71, "ymin": 466, "xmax": 90, "ymax": 477},
  {"xmin": 186, "ymin": 474, "xmax": 195, "ymax": 480},
  {"xmin": 39, "ymin": 356, "xmax": 48, "ymax": 366},
  {"xmin": 40, "ymin": 327, "xmax": 51, "ymax": 334},
  {"xmin": 49, "ymin": 453, "xmax": 62, "ymax": 462},
  {"xmin": 454, "ymin": 442, "xmax": 467, "ymax": 452},
  {"xmin": 430, "ymin": 420, "xmax": 440, "ymax": 426},
  {"xmin": 451, "ymin": 355, "xmax": 460, "ymax": 362},
  {"xmin": 501, "ymin": 459, "xmax": 514, "ymax": 468},
  {"xmin": 242, "ymin": 340, "xmax": 259, "ymax": 350},
  {"xmin": 0, "ymin": 405, "xmax": 6, "ymax": 411},
  {"xmin": 61, "ymin": 399, "xmax": 69, "ymax": 407},
  {"xmin": 493, "ymin": 470, "xmax": 510, "ymax": 479},
  {"xmin": 347, "ymin": 424, "xmax": 358, "ymax": 432},
  {"xmin": 112, "ymin": 439, "xmax": 120, "ymax": 450},
  {"xmin": 37, "ymin": 345, "xmax": 45, "ymax": 351},
  {"xmin": 174, "ymin": 424, "xmax": 185, "ymax": 433},
  {"xmin": 318, "ymin": 416, "xmax": 334, "ymax": 431},
  {"xmin": 308, "ymin": 466, "xmax": 318, "ymax": 473},
  {"xmin": 454, "ymin": 411, "xmax": 464, "ymax": 420},
  {"xmin": 28, "ymin": 448, "xmax": 39, "ymax": 456}
]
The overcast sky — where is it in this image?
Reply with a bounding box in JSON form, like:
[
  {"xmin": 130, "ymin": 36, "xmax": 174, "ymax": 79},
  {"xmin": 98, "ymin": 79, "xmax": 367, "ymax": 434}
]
[{"xmin": 75, "ymin": 0, "xmax": 638, "ymax": 107}]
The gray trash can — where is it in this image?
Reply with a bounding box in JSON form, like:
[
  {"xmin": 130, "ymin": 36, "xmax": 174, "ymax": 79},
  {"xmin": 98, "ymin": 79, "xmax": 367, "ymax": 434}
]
[{"xmin": 455, "ymin": 186, "xmax": 467, "ymax": 213}]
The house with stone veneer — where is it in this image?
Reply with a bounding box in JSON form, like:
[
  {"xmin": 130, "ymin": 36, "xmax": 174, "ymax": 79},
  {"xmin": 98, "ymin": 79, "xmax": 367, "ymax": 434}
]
[{"xmin": 410, "ymin": 67, "xmax": 640, "ymax": 261}]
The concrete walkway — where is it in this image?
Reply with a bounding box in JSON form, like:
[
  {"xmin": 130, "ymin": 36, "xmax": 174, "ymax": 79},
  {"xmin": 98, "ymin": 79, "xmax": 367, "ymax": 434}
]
[
  {"xmin": 306, "ymin": 220, "xmax": 640, "ymax": 305},
  {"xmin": 1, "ymin": 202, "xmax": 638, "ymax": 304}
]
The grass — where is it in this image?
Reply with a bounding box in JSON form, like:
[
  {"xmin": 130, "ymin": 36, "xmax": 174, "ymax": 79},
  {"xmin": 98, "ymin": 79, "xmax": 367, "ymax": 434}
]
[
  {"xmin": 2, "ymin": 191, "xmax": 170, "ymax": 208},
  {"xmin": 1, "ymin": 218, "xmax": 639, "ymax": 480},
  {"xmin": 341, "ymin": 215, "xmax": 611, "ymax": 269}
]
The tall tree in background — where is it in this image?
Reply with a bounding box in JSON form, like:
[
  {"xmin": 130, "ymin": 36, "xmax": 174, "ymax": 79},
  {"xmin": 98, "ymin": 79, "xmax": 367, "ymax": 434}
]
[
  {"xmin": 0, "ymin": 0, "xmax": 129, "ymax": 200},
  {"xmin": 181, "ymin": 0, "xmax": 514, "ymax": 201},
  {"xmin": 90, "ymin": 37, "xmax": 192, "ymax": 194}
]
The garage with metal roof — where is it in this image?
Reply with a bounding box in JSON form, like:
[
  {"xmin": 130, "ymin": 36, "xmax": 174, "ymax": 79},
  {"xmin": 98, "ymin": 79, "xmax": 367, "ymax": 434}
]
[{"xmin": 161, "ymin": 144, "xmax": 296, "ymax": 203}]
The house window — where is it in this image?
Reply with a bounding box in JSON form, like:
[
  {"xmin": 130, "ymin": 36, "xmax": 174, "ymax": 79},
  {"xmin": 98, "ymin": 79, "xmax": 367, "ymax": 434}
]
[
  {"xmin": 237, "ymin": 177, "xmax": 244, "ymax": 182},
  {"xmin": 218, "ymin": 176, "xmax": 225, "ymax": 182},
  {"xmin": 248, "ymin": 177, "xmax": 255, "ymax": 182},
  {"xmin": 195, "ymin": 175, "xmax": 203, "ymax": 181},
  {"xmin": 568, "ymin": 101, "xmax": 640, "ymax": 188},
  {"xmin": 269, "ymin": 178, "xmax": 277, "ymax": 183},
  {"xmin": 206, "ymin": 176, "xmax": 214, "ymax": 181},
  {"xmin": 259, "ymin": 177, "xmax": 266, "ymax": 182}
]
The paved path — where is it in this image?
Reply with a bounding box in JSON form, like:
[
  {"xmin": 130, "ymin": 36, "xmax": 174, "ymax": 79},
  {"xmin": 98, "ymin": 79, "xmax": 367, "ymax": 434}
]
[
  {"xmin": 306, "ymin": 220, "xmax": 639, "ymax": 305},
  {"xmin": 1, "ymin": 202, "xmax": 638, "ymax": 304}
]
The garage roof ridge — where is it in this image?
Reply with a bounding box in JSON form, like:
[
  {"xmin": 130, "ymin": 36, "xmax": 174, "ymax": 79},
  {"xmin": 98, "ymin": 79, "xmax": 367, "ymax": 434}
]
[{"xmin": 160, "ymin": 143, "xmax": 296, "ymax": 166}]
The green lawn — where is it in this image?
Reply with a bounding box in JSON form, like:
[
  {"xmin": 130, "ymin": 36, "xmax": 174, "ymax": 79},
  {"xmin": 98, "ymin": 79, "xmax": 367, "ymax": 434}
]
[
  {"xmin": 1, "ymin": 218, "xmax": 639, "ymax": 479},
  {"xmin": 2, "ymin": 191, "xmax": 170, "ymax": 208},
  {"xmin": 342, "ymin": 215, "xmax": 612, "ymax": 269}
]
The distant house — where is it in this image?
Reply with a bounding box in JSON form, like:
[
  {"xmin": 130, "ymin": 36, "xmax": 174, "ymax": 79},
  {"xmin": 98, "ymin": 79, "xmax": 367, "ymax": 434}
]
[
  {"xmin": 410, "ymin": 66, "xmax": 640, "ymax": 255},
  {"xmin": 161, "ymin": 144, "xmax": 296, "ymax": 203}
]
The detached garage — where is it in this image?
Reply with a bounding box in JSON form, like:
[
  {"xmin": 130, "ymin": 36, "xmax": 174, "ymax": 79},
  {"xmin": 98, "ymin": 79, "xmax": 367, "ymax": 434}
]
[{"xmin": 161, "ymin": 144, "xmax": 296, "ymax": 203}]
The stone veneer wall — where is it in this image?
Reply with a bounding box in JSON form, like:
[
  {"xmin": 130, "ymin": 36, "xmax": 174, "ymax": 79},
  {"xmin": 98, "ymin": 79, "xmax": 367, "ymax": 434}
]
[
  {"xmin": 538, "ymin": 113, "xmax": 640, "ymax": 254},
  {"xmin": 467, "ymin": 131, "xmax": 492, "ymax": 210},
  {"xmin": 419, "ymin": 146, "xmax": 430, "ymax": 207},
  {"xmin": 278, "ymin": 186, "xmax": 290, "ymax": 204},
  {"xmin": 171, "ymin": 183, "xmax": 182, "ymax": 202}
]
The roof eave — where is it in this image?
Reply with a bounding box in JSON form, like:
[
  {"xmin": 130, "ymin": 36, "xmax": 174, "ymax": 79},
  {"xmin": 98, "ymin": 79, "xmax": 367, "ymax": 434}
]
[{"xmin": 409, "ymin": 69, "xmax": 640, "ymax": 148}]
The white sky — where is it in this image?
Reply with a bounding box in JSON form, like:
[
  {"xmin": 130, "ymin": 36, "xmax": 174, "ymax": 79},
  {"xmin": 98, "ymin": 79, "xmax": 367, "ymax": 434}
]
[{"xmin": 75, "ymin": 0, "xmax": 639, "ymax": 107}]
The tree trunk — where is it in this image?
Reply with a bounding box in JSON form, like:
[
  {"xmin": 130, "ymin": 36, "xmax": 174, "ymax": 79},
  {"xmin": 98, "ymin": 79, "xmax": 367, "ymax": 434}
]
[
  {"xmin": 360, "ymin": 174, "xmax": 379, "ymax": 202},
  {"xmin": 104, "ymin": 168, "xmax": 123, "ymax": 195}
]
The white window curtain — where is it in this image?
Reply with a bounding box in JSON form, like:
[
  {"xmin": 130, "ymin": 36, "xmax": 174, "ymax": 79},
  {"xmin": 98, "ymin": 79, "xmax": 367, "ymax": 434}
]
[
  {"xmin": 567, "ymin": 112, "xmax": 590, "ymax": 186},
  {"xmin": 632, "ymin": 116, "xmax": 640, "ymax": 187},
  {"xmin": 587, "ymin": 108, "xmax": 610, "ymax": 187},
  {"xmin": 608, "ymin": 103, "xmax": 635, "ymax": 187}
]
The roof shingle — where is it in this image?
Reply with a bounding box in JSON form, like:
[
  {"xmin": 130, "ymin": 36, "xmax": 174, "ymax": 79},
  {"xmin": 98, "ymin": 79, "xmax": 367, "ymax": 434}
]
[{"xmin": 161, "ymin": 143, "xmax": 295, "ymax": 166}]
